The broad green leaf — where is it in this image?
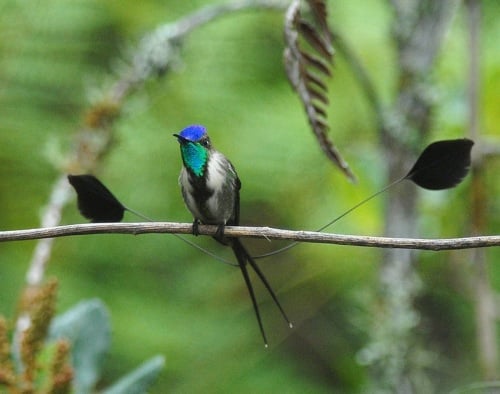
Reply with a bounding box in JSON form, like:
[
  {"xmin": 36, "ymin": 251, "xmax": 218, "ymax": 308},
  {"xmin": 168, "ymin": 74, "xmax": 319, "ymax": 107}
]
[
  {"xmin": 103, "ymin": 355, "xmax": 165, "ymax": 394},
  {"xmin": 49, "ymin": 299, "xmax": 111, "ymax": 394}
]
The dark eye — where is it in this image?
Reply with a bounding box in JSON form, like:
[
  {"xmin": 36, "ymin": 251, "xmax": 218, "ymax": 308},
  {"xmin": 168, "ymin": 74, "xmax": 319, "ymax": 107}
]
[{"xmin": 201, "ymin": 139, "xmax": 210, "ymax": 148}]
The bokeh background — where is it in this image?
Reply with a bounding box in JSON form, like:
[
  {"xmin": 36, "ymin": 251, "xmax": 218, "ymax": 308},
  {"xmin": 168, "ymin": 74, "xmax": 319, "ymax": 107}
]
[{"xmin": 1, "ymin": 0, "xmax": 499, "ymax": 392}]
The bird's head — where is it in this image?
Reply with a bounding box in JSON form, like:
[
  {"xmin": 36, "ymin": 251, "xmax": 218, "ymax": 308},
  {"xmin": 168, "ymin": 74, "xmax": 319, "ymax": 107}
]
[
  {"xmin": 173, "ymin": 125, "xmax": 211, "ymax": 176},
  {"xmin": 174, "ymin": 125, "xmax": 210, "ymax": 145}
]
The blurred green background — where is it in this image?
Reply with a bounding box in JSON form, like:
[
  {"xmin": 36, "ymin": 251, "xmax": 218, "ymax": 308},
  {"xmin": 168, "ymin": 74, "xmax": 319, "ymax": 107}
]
[{"xmin": 1, "ymin": 0, "xmax": 499, "ymax": 392}]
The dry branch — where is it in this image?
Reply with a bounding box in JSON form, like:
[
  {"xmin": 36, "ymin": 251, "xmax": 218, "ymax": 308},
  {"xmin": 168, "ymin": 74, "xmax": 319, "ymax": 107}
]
[{"xmin": 1, "ymin": 223, "xmax": 498, "ymax": 251}]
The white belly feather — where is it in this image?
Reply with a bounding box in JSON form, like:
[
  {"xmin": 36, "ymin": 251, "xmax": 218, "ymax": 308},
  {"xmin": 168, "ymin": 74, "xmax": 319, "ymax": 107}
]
[{"xmin": 205, "ymin": 152, "xmax": 230, "ymax": 221}]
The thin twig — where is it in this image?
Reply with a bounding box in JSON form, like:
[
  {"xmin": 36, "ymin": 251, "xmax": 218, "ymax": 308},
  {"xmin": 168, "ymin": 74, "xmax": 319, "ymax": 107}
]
[
  {"xmin": 26, "ymin": 175, "xmax": 71, "ymax": 286},
  {"xmin": 166, "ymin": 0, "xmax": 289, "ymax": 39},
  {"xmin": 1, "ymin": 223, "xmax": 498, "ymax": 251}
]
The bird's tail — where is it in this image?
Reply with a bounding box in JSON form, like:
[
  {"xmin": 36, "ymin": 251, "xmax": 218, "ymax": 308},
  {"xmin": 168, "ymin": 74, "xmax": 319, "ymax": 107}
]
[{"xmin": 231, "ymin": 238, "xmax": 292, "ymax": 347}]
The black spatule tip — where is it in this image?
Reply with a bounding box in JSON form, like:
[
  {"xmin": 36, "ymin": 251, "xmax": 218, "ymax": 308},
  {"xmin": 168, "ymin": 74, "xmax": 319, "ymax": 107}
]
[
  {"xmin": 68, "ymin": 174, "xmax": 125, "ymax": 222},
  {"xmin": 405, "ymin": 138, "xmax": 474, "ymax": 190},
  {"xmin": 253, "ymin": 138, "xmax": 475, "ymax": 260}
]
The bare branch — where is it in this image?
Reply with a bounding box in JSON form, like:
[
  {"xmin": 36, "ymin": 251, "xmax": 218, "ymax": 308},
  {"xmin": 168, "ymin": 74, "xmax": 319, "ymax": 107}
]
[
  {"xmin": 165, "ymin": 0, "xmax": 290, "ymax": 39},
  {"xmin": 26, "ymin": 176, "xmax": 72, "ymax": 285},
  {"xmin": 1, "ymin": 223, "xmax": 498, "ymax": 251},
  {"xmin": 130, "ymin": 0, "xmax": 290, "ymax": 89}
]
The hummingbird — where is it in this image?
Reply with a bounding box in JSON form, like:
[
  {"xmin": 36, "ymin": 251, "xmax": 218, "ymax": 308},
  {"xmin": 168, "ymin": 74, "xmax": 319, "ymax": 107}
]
[{"xmin": 173, "ymin": 124, "xmax": 292, "ymax": 346}]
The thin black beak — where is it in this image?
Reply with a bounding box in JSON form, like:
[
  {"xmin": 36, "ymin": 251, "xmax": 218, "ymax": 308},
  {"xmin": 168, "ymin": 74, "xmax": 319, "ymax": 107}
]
[{"xmin": 173, "ymin": 133, "xmax": 188, "ymax": 143}]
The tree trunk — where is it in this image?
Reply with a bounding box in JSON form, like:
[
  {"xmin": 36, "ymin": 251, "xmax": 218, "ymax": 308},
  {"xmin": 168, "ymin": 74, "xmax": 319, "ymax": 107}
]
[{"xmin": 365, "ymin": 1, "xmax": 457, "ymax": 392}]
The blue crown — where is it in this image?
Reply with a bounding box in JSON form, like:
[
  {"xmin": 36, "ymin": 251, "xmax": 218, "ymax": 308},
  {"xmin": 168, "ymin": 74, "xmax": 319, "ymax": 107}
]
[{"xmin": 178, "ymin": 125, "xmax": 207, "ymax": 142}]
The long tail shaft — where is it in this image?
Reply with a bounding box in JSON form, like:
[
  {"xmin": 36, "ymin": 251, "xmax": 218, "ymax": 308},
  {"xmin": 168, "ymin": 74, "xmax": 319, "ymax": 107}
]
[{"xmin": 231, "ymin": 239, "xmax": 292, "ymax": 346}]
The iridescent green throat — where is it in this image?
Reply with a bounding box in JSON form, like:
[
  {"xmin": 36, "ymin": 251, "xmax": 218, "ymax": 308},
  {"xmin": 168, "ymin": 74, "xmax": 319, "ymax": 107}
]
[{"xmin": 181, "ymin": 142, "xmax": 208, "ymax": 177}]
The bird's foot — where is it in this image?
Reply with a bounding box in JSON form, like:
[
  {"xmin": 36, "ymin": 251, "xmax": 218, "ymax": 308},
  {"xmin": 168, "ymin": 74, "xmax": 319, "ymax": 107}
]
[
  {"xmin": 192, "ymin": 219, "xmax": 201, "ymax": 236},
  {"xmin": 215, "ymin": 224, "xmax": 225, "ymax": 240}
]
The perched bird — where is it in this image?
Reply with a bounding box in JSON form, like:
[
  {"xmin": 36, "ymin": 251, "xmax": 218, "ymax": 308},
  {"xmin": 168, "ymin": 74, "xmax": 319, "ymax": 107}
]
[{"xmin": 173, "ymin": 124, "xmax": 291, "ymax": 346}]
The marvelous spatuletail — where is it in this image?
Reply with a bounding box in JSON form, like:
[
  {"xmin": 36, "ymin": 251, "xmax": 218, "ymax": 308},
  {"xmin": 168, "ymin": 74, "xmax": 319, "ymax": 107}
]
[
  {"xmin": 173, "ymin": 125, "xmax": 293, "ymax": 347},
  {"xmin": 67, "ymin": 135, "xmax": 474, "ymax": 346}
]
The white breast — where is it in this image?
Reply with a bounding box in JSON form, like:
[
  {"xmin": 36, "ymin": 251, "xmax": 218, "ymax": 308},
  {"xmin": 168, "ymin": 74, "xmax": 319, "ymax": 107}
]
[
  {"xmin": 205, "ymin": 152, "xmax": 231, "ymax": 222},
  {"xmin": 206, "ymin": 152, "xmax": 228, "ymax": 191},
  {"xmin": 178, "ymin": 167, "xmax": 203, "ymax": 220}
]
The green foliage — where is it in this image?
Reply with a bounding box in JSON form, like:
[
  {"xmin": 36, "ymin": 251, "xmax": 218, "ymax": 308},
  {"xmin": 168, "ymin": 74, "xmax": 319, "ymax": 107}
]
[
  {"xmin": 0, "ymin": 0, "xmax": 499, "ymax": 393},
  {"xmin": 49, "ymin": 300, "xmax": 111, "ymax": 394},
  {"xmin": 0, "ymin": 286, "xmax": 163, "ymax": 394},
  {"xmin": 103, "ymin": 356, "xmax": 165, "ymax": 394},
  {"xmin": 0, "ymin": 280, "xmax": 73, "ymax": 393}
]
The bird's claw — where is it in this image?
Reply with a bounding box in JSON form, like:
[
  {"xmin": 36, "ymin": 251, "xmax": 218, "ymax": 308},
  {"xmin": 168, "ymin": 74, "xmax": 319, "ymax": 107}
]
[
  {"xmin": 215, "ymin": 224, "xmax": 225, "ymax": 240},
  {"xmin": 214, "ymin": 224, "xmax": 226, "ymax": 243},
  {"xmin": 192, "ymin": 219, "xmax": 201, "ymax": 236}
]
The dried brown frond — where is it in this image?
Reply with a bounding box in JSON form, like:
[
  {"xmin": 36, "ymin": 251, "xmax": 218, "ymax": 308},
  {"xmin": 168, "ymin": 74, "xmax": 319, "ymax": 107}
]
[{"xmin": 283, "ymin": 0, "xmax": 356, "ymax": 181}]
